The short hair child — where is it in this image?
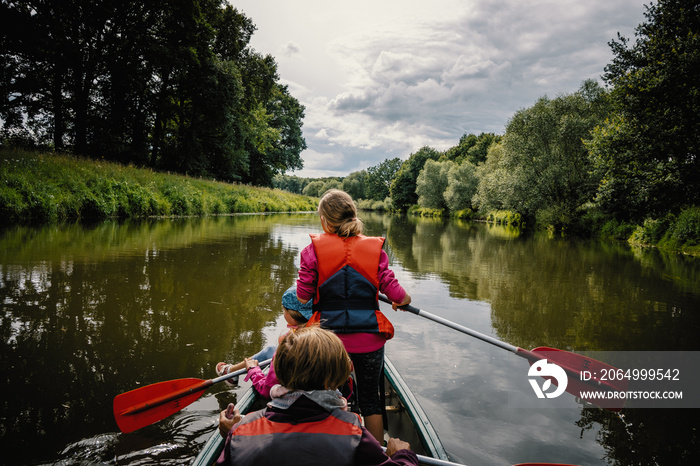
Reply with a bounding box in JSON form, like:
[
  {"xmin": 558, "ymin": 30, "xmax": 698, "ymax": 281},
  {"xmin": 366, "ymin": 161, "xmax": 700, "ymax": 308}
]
[{"xmin": 274, "ymin": 325, "xmax": 353, "ymax": 391}]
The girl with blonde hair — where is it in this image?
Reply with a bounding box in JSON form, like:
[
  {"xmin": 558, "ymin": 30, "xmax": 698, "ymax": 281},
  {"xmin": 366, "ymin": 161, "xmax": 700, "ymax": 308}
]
[{"xmin": 296, "ymin": 189, "xmax": 412, "ymax": 443}]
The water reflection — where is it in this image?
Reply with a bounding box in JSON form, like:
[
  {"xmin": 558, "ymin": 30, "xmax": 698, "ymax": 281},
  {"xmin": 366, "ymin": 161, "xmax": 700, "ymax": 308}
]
[
  {"xmin": 364, "ymin": 212, "xmax": 700, "ymax": 352},
  {"xmin": 1, "ymin": 213, "xmax": 698, "ymax": 465},
  {"xmin": 0, "ymin": 216, "xmax": 304, "ymax": 464},
  {"xmin": 362, "ymin": 211, "xmax": 700, "ymax": 465}
]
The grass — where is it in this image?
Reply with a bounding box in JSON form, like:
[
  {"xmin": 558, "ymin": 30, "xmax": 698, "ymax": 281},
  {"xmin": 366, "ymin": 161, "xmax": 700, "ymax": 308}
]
[{"xmin": 0, "ymin": 148, "xmax": 317, "ymax": 225}]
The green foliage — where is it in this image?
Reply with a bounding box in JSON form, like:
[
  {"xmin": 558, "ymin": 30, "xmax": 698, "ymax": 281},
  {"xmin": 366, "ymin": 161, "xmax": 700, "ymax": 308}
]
[
  {"xmin": 272, "ymin": 174, "xmax": 310, "ymax": 194},
  {"xmin": 302, "ymin": 181, "xmax": 325, "ymax": 197},
  {"xmin": 357, "ymin": 197, "xmax": 391, "ymax": 212},
  {"xmin": 365, "ymin": 158, "xmax": 402, "ymax": 201},
  {"xmin": 390, "ymin": 146, "xmax": 441, "ymax": 212},
  {"xmin": 630, "ymin": 214, "xmax": 676, "ymax": 245},
  {"xmin": 0, "ymin": 149, "xmax": 316, "ymax": 225},
  {"xmin": 407, "ymin": 205, "xmax": 445, "ymax": 217},
  {"xmin": 443, "ymin": 132, "xmax": 502, "ymax": 165},
  {"xmin": 472, "ymin": 143, "xmax": 515, "ymax": 213},
  {"xmin": 319, "ymin": 179, "xmax": 342, "ymax": 195},
  {"xmin": 473, "ymin": 80, "xmax": 609, "ymax": 228},
  {"xmin": 450, "ymin": 208, "xmax": 476, "ymax": 220},
  {"xmin": 341, "ymin": 171, "xmax": 368, "ymax": 200},
  {"xmin": 0, "ymin": 2, "xmax": 306, "ymax": 187},
  {"xmin": 444, "ymin": 160, "xmax": 478, "ymax": 211},
  {"xmin": 590, "ymin": 0, "xmax": 700, "ymax": 220},
  {"xmin": 599, "ymin": 219, "xmax": 636, "ymax": 241},
  {"xmin": 416, "ymin": 159, "xmax": 452, "ymax": 210},
  {"xmin": 667, "ymin": 207, "xmax": 700, "ymax": 247},
  {"xmin": 627, "ymin": 207, "xmax": 700, "ymax": 255},
  {"xmin": 486, "ymin": 210, "xmax": 524, "ymax": 227}
]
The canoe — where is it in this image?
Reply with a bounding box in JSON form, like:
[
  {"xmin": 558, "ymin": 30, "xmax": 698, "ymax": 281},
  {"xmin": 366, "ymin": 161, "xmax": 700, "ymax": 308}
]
[{"xmin": 191, "ymin": 354, "xmax": 448, "ymax": 465}]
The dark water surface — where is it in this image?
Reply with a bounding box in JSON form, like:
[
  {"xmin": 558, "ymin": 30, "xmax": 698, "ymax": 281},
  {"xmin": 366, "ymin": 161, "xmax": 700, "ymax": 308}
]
[{"xmin": 1, "ymin": 213, "xmax": 698, "ymax": 465}]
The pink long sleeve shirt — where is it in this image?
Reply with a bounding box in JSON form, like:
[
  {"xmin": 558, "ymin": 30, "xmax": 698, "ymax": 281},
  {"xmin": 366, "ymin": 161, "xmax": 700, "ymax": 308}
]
[
  {"xmin": 244, "ymin": 363, "xmax": 278, "ymax": 399},
  {"xmin": 296, "ymin": 238, "xmax": 407, "ymax": 353}
]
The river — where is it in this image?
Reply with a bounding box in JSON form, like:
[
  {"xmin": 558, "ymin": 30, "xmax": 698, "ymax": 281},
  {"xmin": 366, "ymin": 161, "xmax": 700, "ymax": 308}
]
[{"xmin": 1, "ymin": 212, "xmax": 698, "ymax": 465}]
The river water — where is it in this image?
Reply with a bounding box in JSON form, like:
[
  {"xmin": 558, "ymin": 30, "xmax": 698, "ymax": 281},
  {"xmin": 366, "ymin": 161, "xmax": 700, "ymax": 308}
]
[{"xmin": 1, "ymin": 213, "xmax": 698, "ymax": 465}]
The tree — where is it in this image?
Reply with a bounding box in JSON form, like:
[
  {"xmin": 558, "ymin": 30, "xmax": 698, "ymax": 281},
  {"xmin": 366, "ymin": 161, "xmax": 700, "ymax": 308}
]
[
  {"xmin": 473, "ymin": 143, "xmax": 518, "ymax": 213},
  {"xmin": 319, "ymin": 179, "xmax": 342, "ymax": 195},
  {"xmin": 365, "ymin": 158, "xmax": 402, "ymax": 201},
  {"xmin": 341, "ymin": 170, "xmax": 368, "ymax": 200},
  {"xmin": 473, "ymin": 81, "xmax": 609, "ymax": 226},
  {"xmin": 1, "ymin": 1, "xmax": 305, "ymax": 187},
  {"xmin": 444, "ymin": 161, "xmax": 478, "ymax": 211},
  {"xmin": 443, "ymin": 132, "xmax": 502, "ymax": 165},
  {"xmin": 588, "ymin": 0, "xmax": 700, "ymax": 220},
  {"xmin": 416, "ymin": 159, "xmax": 452, "ymax": 210},
  {"xmin": 390, "ymin": 146, "xmax": 441, "ymax": 211},
  {"xmin": 302, "ymin": 181, "xmax": 325, "ymax": 197}
]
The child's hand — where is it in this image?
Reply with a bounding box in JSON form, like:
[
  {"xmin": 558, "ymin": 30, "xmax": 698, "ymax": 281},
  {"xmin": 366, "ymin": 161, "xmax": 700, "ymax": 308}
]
[
  {"xmin": 244, "ymin": 357, "xmax": 259, "ymax": 371},
  {"xmin": 386, "ymin": 437, "xmax": 411, "ymax": 456},
  {"xmin": 218, "ymin": 404, "xmax": 243, "ymax": 438},
  {"xmin": 392, "ymin": 293, "xmax": 412, "ymax": 311}
]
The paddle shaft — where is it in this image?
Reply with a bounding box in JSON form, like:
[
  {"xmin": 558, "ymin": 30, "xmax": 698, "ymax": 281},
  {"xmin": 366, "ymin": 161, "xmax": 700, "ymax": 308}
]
[
  {"xmin": 381, "ymin": 447, "xmax": 574, "ymax": 466},
  {"xmin": 378, "ymin": 296, "xmax": 517, "ymax": 353},
  {"xmin": 379, "ymin": 295, "xmax": 627, "ymax": 404}
]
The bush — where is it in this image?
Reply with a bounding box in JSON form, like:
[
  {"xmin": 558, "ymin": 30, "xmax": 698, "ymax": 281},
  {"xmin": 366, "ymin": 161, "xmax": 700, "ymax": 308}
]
[
  {"xmin": 408, "ymin": 205, "xmax": 445, "ymax": 217},
  {"xmin": 487, "ymin": 210, "xmax": 524, "ymax": 227},
  {"xmin": 669, "ymin": 207, "xmax": 700, "ymax": 247},
  {"xmin": 600, "ymin": 219, "xmax": 636, "ymax": 240},
  {"xmin": 630, "ymin": 214, "xmax": 675, "ymax": 245}
]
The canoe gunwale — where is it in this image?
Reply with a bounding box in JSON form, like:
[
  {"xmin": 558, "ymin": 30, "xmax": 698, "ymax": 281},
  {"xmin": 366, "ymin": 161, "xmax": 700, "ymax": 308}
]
[{"xmin": 383, "ymin": 356, "xmax": 448, "ymax": 461}]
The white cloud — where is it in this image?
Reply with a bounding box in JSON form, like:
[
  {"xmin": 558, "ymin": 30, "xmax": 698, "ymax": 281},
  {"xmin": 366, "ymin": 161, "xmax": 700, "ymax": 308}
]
[
  {"xmin": 279, "ymin": 42, "xmax": 302, "ymax": 58},
  {"xmin": 232, "ymin": 0, "xmax": 647, "ymax": 178}
]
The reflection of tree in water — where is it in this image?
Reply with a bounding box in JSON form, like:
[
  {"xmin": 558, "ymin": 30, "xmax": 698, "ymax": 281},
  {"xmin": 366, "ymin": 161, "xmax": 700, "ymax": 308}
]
[
  {"xmin": 0, "ymin": 217, "xmax": 299, "ymax": 463},
  {"xmin": 577, "ymin": 407, "xmax": 699, "ymax": 465},
  {"xmin": 375, "ymin": 215, "xmax": 700, "ymax": 465},
  {"xmin": 379, "ymin": 216, "xmax": 699, "ymax": 352}
]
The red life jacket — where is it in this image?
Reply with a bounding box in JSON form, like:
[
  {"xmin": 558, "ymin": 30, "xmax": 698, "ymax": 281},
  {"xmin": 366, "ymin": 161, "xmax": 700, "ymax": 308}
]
[
  {"xmin": 306, "ymin": 233, "xmax": 394, "ymax": 340},
  {"xmin": 225, "ymin": 407, "xmax": 363, "ymax": 466}
]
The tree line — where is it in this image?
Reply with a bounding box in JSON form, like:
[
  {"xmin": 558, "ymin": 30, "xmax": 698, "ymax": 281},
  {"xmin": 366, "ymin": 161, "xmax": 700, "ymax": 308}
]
[
  {"xmin": 279, "ymin": 0, "xmax": 699, "ymax": 242},
  {"xmin": 0, "ymin": 0, "xmax": 305, "ymax": 186}
]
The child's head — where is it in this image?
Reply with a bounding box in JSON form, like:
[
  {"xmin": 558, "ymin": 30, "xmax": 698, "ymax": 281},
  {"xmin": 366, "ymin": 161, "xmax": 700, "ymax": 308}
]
[
  {"xmin": 318, "ymin": 189, "xmax": 363, "ymax": 238},
  {"xmin": 274, "ymin": 325, "xmax": 352, "ymax": 391},
  {"xmin": 281, "ymin": 285, "xmax": 313, "ymax": 325}
]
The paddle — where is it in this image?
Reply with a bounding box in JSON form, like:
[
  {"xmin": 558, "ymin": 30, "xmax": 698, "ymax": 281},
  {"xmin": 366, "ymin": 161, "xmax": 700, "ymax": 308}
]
[
  {"xmin": 379, "ymin": 296, "xmax": 627, "ymax": 411},
  {"xmin": 381, "ymin": 447, "xmax": 577, "ymax": 466},
  {"xmin": 113, "ymin": 359, "xmax": 272, "ymax": 433}
]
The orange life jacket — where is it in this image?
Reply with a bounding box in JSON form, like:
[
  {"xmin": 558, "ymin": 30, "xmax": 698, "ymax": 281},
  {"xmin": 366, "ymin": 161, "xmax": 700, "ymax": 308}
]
[
  {"xmin": 306, "ymin": 233, "xmax": 394, "ymax": 340},
  {"xmin": 226, "ymin": 407, "xmax": 363, "ymax": 466}
]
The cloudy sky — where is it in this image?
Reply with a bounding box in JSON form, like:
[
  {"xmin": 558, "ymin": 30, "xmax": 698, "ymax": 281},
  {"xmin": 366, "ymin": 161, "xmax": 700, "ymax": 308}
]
[{"xmin": 231, "ymin": 0, "xmax": 648, "ymax": 178}]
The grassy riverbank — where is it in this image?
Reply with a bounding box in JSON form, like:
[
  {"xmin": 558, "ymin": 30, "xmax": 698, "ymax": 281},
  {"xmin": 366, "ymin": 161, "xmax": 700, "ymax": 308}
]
[{"xmin": 0, "ymin": 148, "xmax": 317, "ymax": 224}]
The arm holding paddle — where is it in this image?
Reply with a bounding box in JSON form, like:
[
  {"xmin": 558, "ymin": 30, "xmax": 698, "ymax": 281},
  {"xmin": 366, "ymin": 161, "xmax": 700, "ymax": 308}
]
[{"xmin": 390, "ymin": 291, "xmax": 412, "ymax": 310}]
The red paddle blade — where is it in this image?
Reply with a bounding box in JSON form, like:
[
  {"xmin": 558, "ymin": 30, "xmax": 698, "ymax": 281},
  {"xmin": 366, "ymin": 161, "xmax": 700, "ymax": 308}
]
[
  {"xmin": 113, "ymin": 377, "xmax": 211, "ymax": 433},
  {"xmin": 519, "ymin": 347, "xmax": 628, "ymax": 411}
]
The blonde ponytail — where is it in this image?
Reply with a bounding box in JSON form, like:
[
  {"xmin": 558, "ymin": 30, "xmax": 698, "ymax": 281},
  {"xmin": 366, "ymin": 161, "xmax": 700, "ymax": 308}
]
[{"xmin": 318, "ymin": 189, "xmax": 364, "ymax": 237}]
